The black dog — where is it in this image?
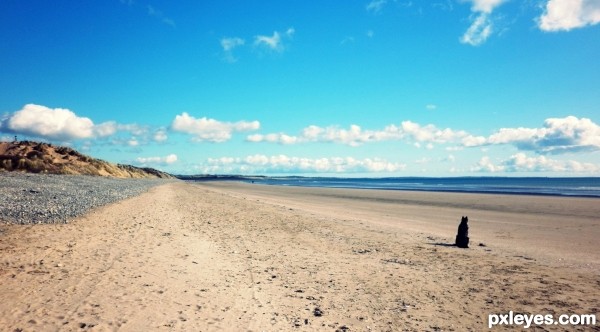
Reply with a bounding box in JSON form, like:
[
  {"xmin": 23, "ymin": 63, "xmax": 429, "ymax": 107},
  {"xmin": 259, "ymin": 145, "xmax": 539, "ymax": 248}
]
[{"xmin": 455, "ymin": 216, "xmax": 469, "ymax": 248}]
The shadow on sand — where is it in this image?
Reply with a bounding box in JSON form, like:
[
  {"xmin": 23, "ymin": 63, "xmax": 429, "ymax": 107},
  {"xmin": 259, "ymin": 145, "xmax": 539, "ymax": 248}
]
[{"xmin": 429, "ymin": 242, "xmax": 457, "ymax": 247}]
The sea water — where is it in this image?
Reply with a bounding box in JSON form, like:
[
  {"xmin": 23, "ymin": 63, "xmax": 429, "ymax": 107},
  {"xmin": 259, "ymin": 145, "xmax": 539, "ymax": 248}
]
[{"xmin": 245, "ymin": 177, "xmax": 600, "ymax": 198}]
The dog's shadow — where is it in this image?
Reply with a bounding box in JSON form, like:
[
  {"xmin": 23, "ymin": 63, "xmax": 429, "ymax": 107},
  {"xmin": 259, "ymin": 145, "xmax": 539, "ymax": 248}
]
[{"xmin": 430, "ymin": 242, "xmax": 456, "ymax": 247}]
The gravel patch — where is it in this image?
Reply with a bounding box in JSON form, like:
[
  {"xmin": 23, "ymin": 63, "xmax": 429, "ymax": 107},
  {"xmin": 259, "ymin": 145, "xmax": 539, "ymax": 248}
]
[{"xmin": 0, "ymin": 172, "xmax": 175, "ymax": 224}]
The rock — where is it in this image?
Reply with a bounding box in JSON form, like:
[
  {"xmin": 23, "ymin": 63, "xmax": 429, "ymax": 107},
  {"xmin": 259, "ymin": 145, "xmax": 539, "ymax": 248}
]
[{"xmin": 313, "ymin": 308, "xmax": 323, "ymax": 317}]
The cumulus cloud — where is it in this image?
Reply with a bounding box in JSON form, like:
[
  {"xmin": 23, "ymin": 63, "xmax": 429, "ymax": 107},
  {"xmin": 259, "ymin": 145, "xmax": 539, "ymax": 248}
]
[
  {"xmin": 461, "ymin": 135, "xmax": 487, "ymax": 147},
  {"xmin": 127, "ymin": 137, "xmax": 139, "ymax": 147},
  {"xmin": 0, "ymin": 104, "xmax": 161, "ymax": 146},
  {"xmin": 467, "ymin": 116, "xmax": 600, "ymax": 154},
  {"xmin": 115, "ymin": 123, "xmax": 148, "ymax": 137},
  {"xmin": 401, "ymin": 121, "xmax": 469, "ymax": 144},
  {"xmin": 460, "ymin": 0, "xmax": 506, "ymax": 46},
  {"xmin": 246, "ymin": 133, "xmax": 299, "ymax": 145},
  {"xmin": 200, "ymin": 154, "xmax": 406, "ymax": 174},
  {"xmin": 254, "ymin": 28, "xmax": 295, "ymax": 52},
  {"xmin": 538, "ymin": 0, "xmax": 600, "ymax": 31},
  {"xmin": 247, "ymin": 124, "xmax": 402, "ymax": 146},
  {"xmin": 246, "ymin": 116, "xmax": 599, "ymax": 156},
  {"xmin": 1, "ymin": 104, "xmax": 110, "ymax": 141},
  {"xmin": 471, "ymin": 156, "xmax": 504, "ymax": 172},
  {"xmin": 171, "ymin": 112, "xmax": 260, "ymax": 143},
  {"xmin": 472, "ymin": 153, "xmax": 600, "ymax": 173},
  {"xmin": 246, "ymin": 121, "xmax": 469, "ymax": 147},
  {"xmin": 153, "ymin": 129, "xmax": 168, "ymax": 142},
  {"xmin": 93, "ymin": 121, "xmax": 118, "ymax": 137},
  {"xmin": 303, "ymin": 124, "xmax": 404, "ymax": 146},
  {"xmin": 135, "ymin": 154, "xmax": 178, "ymax": 166}
]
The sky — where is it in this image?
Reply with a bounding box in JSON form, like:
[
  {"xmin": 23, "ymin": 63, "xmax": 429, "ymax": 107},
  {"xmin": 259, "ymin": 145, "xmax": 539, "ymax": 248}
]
[{"xmin": 1, "ymin": 0, "xmax": 599, "ymax": 176}]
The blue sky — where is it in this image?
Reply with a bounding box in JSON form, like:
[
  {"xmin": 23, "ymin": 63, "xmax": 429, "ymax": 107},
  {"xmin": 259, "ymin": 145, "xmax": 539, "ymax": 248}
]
[{"xmin": 1, "ymin": 0, "xmax": 599, "ymax": 176}]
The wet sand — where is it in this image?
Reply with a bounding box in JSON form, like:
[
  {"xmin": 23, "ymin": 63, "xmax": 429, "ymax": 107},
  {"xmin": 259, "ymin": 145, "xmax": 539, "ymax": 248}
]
[{"xmin": 0, "ymin": 181, "xmax": 598, "ymax": 331}]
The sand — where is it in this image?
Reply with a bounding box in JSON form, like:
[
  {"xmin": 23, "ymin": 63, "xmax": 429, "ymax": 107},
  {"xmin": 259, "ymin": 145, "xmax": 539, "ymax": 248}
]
[{"xmin": 0, "ymin": 181, "xmax": 598, "ymax": 331}]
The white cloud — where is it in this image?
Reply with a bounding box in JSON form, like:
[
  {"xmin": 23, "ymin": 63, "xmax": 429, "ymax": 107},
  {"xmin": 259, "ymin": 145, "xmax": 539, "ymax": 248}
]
[
  {"xmin": 301, "ymin": 124, "xmax": 402, "ymax": 146},
  {"xmin": 255, "ymin": 32, "xmax": 282, "ymax": 51},
  {"xmin": 467, "ymin": 116, "xmax": 600, "ymax": 154},
  {"xmin": 116, "ymin": 123, "xmax": 148, "ymax": 136},
  {"xmin": 426, "ymin": 104, "xmax": 437, "ymax": 110},
  {"xmin": 254, "ymin": 27, "xmax": 295, "ymax": 52},
  {"xmin": 538, "ymin": 0, "xmax": 600, "ymax": 31},
  {"xmin": 221, "ymin": 37, "xmax": 245, "ymax": 62},
  {"xmin": 472, "ymin": 153, "xmax": 600, "ymax": 173},
  {"xmin": 471, "ymin": 156, "xmax": 504, "ymax": 172},
  {"xmin": 461, "ymin": 13, "xmax": 493, "ymax": 45},
  {"xmin": 0, "ymin": 105, "xmax": 171, "ymax": 146},
  {"xmin": 135, "ymin": 154, "xmax": 178, "ymax": 166},
  {"xmin": 153, "ymin": 129, "xmax": 168, "ymax": 142},
  {"xmin": 461, "ymin": 135, "xmax": 487, "ymax": 147},
  {"xmin": 93, "ymin": 121, "xmax": 118, "ymax": 137},
  {"xmin": 200, "ymin": 154, "xmax": 406, "ymax": 174},
  {"xmin": 127, "ymin": 137, "xmax": 139, "ymax": 147},
  {"xmin": 460, "ymin": 0, "xmax": 506, "ymax": 46},
  {"xmin": 366, "ymin": 0, "xmax": 388, "ymax": 13},
  {"xmin": 246, "ymin": 116, "xmax": 599, "ymax": 156},
  {"xmin": 246, "ymin": 133, "xmax": 299, "ymax": 144},
  {"xmin": 247, "ymin": 121, "xmax": 469, "ymax": 147},
  {"xmin": 466, "ymin": 0, "xmax": 505, "ymax": 14},
  {"xmin": 3, "ymin": 104, "xmax": 98, "ymax": 140},
  {"xmin": 171, "ymin": 112, "xmax": 260, "ymax": 143},
  {"xmin": 400, "ymin": 121, "xmax": 469, "ymax": 143},
  {"xmin": 91, "ymin": 122, "xmax": 150, "ymax": 139},
  {"xmin": 221, "ymin": 37, "xmax": 245, "ymax": 52}
]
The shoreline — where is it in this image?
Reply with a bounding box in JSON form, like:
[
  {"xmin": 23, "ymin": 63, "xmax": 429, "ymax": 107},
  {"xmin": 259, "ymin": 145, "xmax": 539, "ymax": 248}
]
[
  {"xmin": 182, "ymin": 175, "xmax": 600, "ymax": 198},
  {"xmin": 244, "ymin": 181, "xmax": 600, "ymax": 198}
]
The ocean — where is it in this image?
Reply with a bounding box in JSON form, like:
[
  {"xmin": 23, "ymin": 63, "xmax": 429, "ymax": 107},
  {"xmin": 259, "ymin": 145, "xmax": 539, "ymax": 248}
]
[{"xmin": 243, "ymin": 177, "xmax": 600, "ymax": 198}]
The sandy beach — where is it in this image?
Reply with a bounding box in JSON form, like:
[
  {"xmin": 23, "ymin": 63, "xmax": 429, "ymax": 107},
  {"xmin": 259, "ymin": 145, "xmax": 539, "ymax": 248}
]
[{"xmin": 1, "ymin": 181, "xmax": 598, "ymax": 331}]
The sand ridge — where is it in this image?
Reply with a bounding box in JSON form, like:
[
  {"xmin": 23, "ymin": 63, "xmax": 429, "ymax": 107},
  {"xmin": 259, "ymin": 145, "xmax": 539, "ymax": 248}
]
[{"xmin": 0, "ymin": 182, "xmax": 598, "ymax": 331}]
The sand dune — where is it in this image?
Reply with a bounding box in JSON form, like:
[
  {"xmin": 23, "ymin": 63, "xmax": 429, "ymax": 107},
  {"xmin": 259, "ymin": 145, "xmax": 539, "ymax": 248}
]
[
  {"xmin": 0, "ymin": 182, "xmax": 598, "ymax": 331},
  {"xmin": 0, "ymin": 141, "xmax": 172, "ymax": 178}
]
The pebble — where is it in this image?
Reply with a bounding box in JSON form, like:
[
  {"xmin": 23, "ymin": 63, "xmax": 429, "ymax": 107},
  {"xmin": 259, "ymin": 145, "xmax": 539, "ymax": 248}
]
[
  {"xmin": 313, "ymin": 308, "xmax": 323, "ymax": 317},
  {"xmin": 0, "ymin": 173, "xmax": 173, "ymax": 224}
]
